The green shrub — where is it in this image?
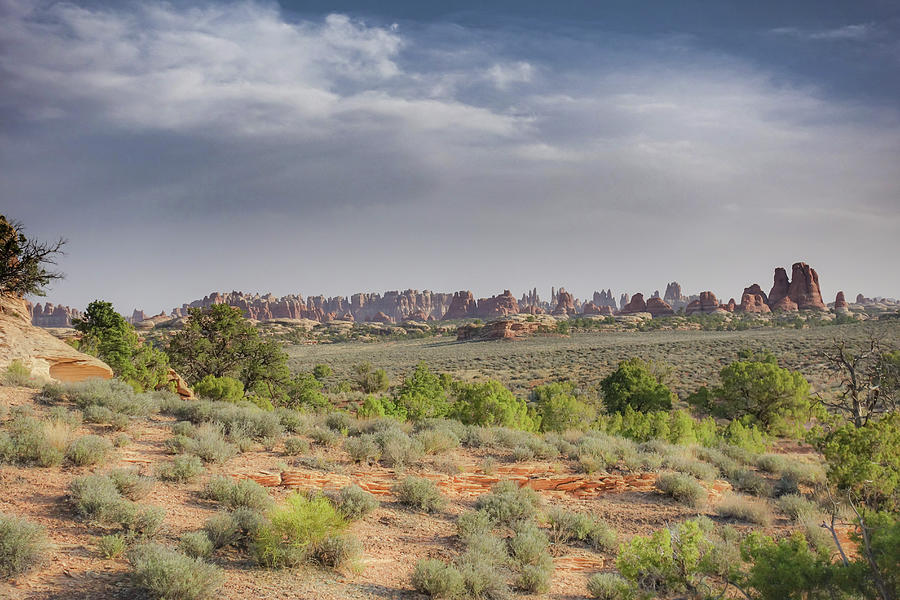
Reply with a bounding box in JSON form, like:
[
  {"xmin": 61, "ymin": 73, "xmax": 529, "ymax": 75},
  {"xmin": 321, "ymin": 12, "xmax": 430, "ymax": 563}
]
[
  {"xmin": 309, "ymin": 426, "xmax": 341, "ymax": 447},
  {"xmin": 617, "ymin": 519, "xmax": 712, "ymax": 595},
  {"xmin": 64, "ymin": 378, "xmax": 160, "ymax": 416},
  {"xmin": 716, "ymin": 494, "xmax": 773, "ymax": 526},
  {"xmin": 128, "ymin": 542, "xmax": 223, "ymax": 600},
  {"xmin": 276, "ymin": 408, "xmax": 312, "ymax": 434},
  {"xmin": 0, "ymin": 513, "xmax": 48, "ymax": 578},
  {"xmin": 126, "ymin": 506, "xmax": 166, "ymax": 538},
  {"xmin": 393, "ymin": 362, "xmax": 449, "ymax": 421},
  {"xmin": 664, "ymin": 454, "xmax": 718, "ymax": 482},
  {"xmin": 474, "ymin": 480, "xmax": 541, "ymax": 526},
  {"xmin": 201, "ymin": 476, "xmax": 272, "ymax": 511},
  {"xmin": 730, "ymin": 468, "xmax": 773, "ymax": 497},
  {"xmin": 756, "ymin": 453, "xmax": 789, "ymax": 474},
  {"xmin": 172, "ymin": 421, "xmax": 198, "ymax": 437},
  {"xmin": 416, "ymin": 428, "xmax": 460, "ymax": 454},
  {"xmin": 107, "ymin": 468, "xmax": 154, "ymax": 501},
  {"xmin": 179, "ymin": 532, "xmax": 214, "ymax": 559},
  {"xmin": 202, "ymin": 513, "xmax": 239, "ymax": 549},
  {"xmin": 512, "ymin": 445, "xmax": 534, "ymax": 462},
  {"xmin": 47, "ymin": 406, "xmax": 82, "ymax": 428},
  {"xmin": 508, "ymin": 521, "xmax": 553, "ymax": 593},
  {"xmin": 412, "ymin": 558, "xmax": 465, "ymax": 598},
  {"xmin": 532, "ymin": 381, "xmax": 596, "ymax": 432},
  {"xmin": 66, "ymin": 435, "xmax": 112, "ymax": 466},
  {"xmin": 456, "ymin": 538, "xmax": 510, "ymax": 599},
  {"xmin": 587, "ymin": 572, "xmax": 636, "ymax": 600},
  {"xmin": 312, "ymin": 364, "xmax": 332, "ymax": 380},
  {"xmin": 393, "ymin": 477, "xmax": 446, "ymax": 513},
  {"xmin": 449, "ymin": 380, "xmax": 536, "ymax": 430},
  {"xmin": 193, "ymin": 375, "xmax": 244, "ymax": 402},
  {"xmin": 376, "ymin": 429, "xmax": 423, "ymax": 469},
  {"xmin": 97, "ymin": 533, "xmax": 127, "ymax": 559},
  {"xmin": 1, "ymin": 416, "xmax": 65, "ymax": 467},
  {"xmin": 2, "ymin": 360, "xmax": 35, "ymax": 387},
  {"xmin": 157, "ymin": 455, "xmax": 204, "ymax": 483},
  {"xmin": 601, "ymin": 358, "xmax": 674, "ymax": 414},
  {"xmin": 252, "ymin": 493, "xmax": 346, "ymax": 568},
  {"xmin": 344, "ymin": 434, "xmax": 381, "ymax": 463},
  {"xmin": 68, "ymin": 473, "xmax": 127, "ymax": 523},
  {"xmin": 547, "ymin": 507, "xmax": 617, "ymax": 552},
  {"xmin": 777, "ymin": 494, "xmax": 820, "ymax": 521},
  {"xmin": 189, "ymin": 425, "xmax": 237, "ymax": 464},
  {"xmin": 282, "ymin": 436, "xmax": 309, "ymax": 456},
  {"xmin": 655, "ymin": 472, "xmax": 706, "ymax": 508},
  {"xmin": 310, "ymin": 533, "xmax": 360, "ymax": 570},
  {"xmin": 162, "ymin": 398, "xmax": 282, "ymax": 441},
  {"xmin": 329, "ymin": 485, "xmax": 379, "ymax": 521},
  {"xmin": 456, "ymin": 510, "xmax": 494, "ymax": 543}
]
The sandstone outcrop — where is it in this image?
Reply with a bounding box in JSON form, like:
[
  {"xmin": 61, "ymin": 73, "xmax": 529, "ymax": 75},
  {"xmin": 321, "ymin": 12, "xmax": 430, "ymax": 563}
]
[
  {"xmin": 833, "ymin": 291, "xmax": 851, "ymax": 315},
  {"xmin": 767, "ymin": 263, "xmax": 826, "ymax": 311},
  {"xmin": 443, "ymin": 291, "xmax": 477, "ymax": 320},
  {"xmin": 619, "ymin": 293, "xmax": 630, "ymax": 309},
  {"xmin": 645, "ymin": 297, "xmax": 674, "ymax": 317},
  {"xmin": 1, "ymin": 294, "xmax": 113, "ymax": 382},
  {"xmin": 737, "ymin": 284, "xmax": 771, "ymax": 313},
  {"xmin": 663, "ymin": 282, "xmax": 688, "ymax": 309},
  {"xmin": 457, "ymin": 318, "xmax": 541, "ymax": 341},
  {"xmin": 592, "ymin": 289, "xmax": 617, "ymax": 309},
  {"xmin": 30, "ymin": 302, "xmax": 81, "ymax": 327},
  {"xmin": 476, "ymin": 290, "xmax": 519, "ymax": 318},
  {"xmin": 619, "ymin": 293, "xmax": 647, "ymax": 314},
  {"xmin": 370, "ymin": 311, "xmax": 394, "ymax": 324},
  {"xmin": 685, "ymin": 292, "xmax": 726, "ymax": 315},
  {"xmin": 551, "ymin": 289, "xmax": 576, "ymax": 316}
]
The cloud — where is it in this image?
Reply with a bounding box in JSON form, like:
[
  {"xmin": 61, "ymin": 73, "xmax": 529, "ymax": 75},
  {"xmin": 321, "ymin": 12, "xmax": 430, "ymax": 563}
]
[
  {"xmin": 1, "ymin": 0, "xmax": 899, "ymax": 310},
  {"xmin": 770, "ymin": 23, "xmax": 874, "ymax": 41}
]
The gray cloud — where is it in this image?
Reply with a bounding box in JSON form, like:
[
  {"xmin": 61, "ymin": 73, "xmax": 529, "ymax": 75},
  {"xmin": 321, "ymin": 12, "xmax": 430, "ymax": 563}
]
[{"xmin": 1, "ymin": 0, "xmax": 899, "ymax": 313}]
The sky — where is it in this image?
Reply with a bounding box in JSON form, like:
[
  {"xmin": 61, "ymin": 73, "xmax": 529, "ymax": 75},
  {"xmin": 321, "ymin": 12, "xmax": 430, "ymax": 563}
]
[{"xmin": 2, "ymin": 0, "xmax": 899, "ymax": 314}]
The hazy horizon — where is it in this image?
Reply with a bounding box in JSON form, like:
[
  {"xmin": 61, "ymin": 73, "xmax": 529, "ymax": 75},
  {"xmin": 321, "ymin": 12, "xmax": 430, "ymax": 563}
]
[{"xmin": 4, "ymin": 0, "xmax": 899, "ymax": 315}]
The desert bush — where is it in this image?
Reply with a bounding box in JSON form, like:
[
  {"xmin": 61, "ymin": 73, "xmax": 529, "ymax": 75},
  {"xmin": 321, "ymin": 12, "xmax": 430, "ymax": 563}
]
[
  {"xmin": 2, "ymin": 360, "xmax": 35, "ymax": 387},
  {"xmin": 773, "ymin": 474, "xmax": 800, "ymax": 497},
  {"xmin": 282, "ymin": 436, "xmax": 309, "ymax": 456},
  {"xmin": 179, "ymin": 531, "xmax": 214, "ymax": 559},
  {"xmin": 730, "ymin": 468, "xmax": 773, "ymax": 497},
  {"xmin": 157, "ymin": 455, "xmax": 204, "ymax": 483},
  {"xmin": 587, "ymin": 572, "xmax": 636, "ymax": 600},
  {"xmin": 310, "ymin": 533, "xmax": 360, "ymax": 569},
  {"xmin": 128, "ymin": 542, "xmax": 223, "ymax": 600},
  {"xmin": 0, "ymin": 513, "xmax": 48, "ymax": 578},
  {"xmin": 68, "ymin": 473, "xmax": 129, "ymax": 524},
  {"xmin": 777, "ymin": 494, "xmax": 820, "ymax": 521},
  {"xmin": 47, "ymin": 406, "xmax": 82, "ymax": 428},
  {"xmin": 97, "ymin": 533, "xmax": 127, "ymax": 559},
  {"xmin": 416, "ymin": 428, "xmax": 459, "ymax": 455},
  {"xmin": 276, "ymin": 407, "xmax": 312, "ymax": 434},
  {"xmin": 202, "ymin": 513, "xmax": 239, "ymax": 549},
  {"xmin": 201, "ymin": 476, "xmax": 272, "ymax": 511},
  {"xmin": 474, "ymin": 480, "xmax": 541, "ymax": 526},
  {"xmin": 64, "ymin": 378, "xmax": 159, "ymax": 417},
  {"xmin": 329, "ymin": 485, "xmax": 379, "ymax": 521},
  {"xmin": 309, "ymin": 426, "xmax": 341, "ymax": 447},
  {"xmin": 113, "ymin": 433, "xmax": 131, "ymax": 447},
  {"xmin": 655, "ymin": 472, "xmax": 706, "ymax": 508},
  {"xmin": 716, "ymin": 494, "xmax": 773, "ymax": 526},
  {"xmin": 165, "ymin": 434, "xmax": 198, "ymax": 455},
  {"xmin": 163, "ymin": 399, "xmax": 282, "ymax": 441},
  {"xmin": 377, "ymin": 429, "xmax": 423, "ymax": 469},
  {"xmin": 456, "ymin": 510, "xmax": 494, "ymax": 543},
  {"xmin": 189, "ymin": 425, "xmax": 237, "ymax": 464},
  {"xmin": 508, "ymin": 521, "xmax": 553, "ymax": 593},
  {"xmin": 532, "ymin": 381, "xmax": 596, "ymax": 433},
  {"xmin": 664, "ymin": 454, "xmax": 718, "ymax": 482},
  {"xmin": 547, "ymin": 507, "xmax": 617, "ymax": 552},
  {"xmin": 252, "ymin": 493, "xmax": 346, "ymax": 568},
  {"xmin": 412, "ymin": 558, "xmax": 465, "ymax": 599},
  {"xmin": 461, "ymin": 425, "xmax": 496, "ymax": 448},
  {"xmin": 393, "ymin": 477, "xmax": 446, "ymax": 513},
  {"xmin": 756, "ymin": 453, "xmax": 789, "ymax": 474},
  {"xmin": 83, "ymin": 405, "xmax": 131, "ymax": 430},
  {"xmin": 344, "ymin": 434, "xmax": 381, "ymax": 463},
  {"xmin": 783, "ymin": 461, "xmax": 826, "ymax": 486},
  {"xmin": 695, "ymin": 447, "xmax": 740, "ymax": 479},
  {"xmin": 455, "ymin": 536, "xmax": 510, "ymax": 599},
  {"xmin": 66, "ymin": 435, "xmax": 112, "ymax": 466},
  {"xmin": 512, "ymin": 445, "xmax": 534, "ymax": 462},
  {"xmin": 431, "ymin": 456, "xmax": 462, "ymax": 474},
  {"xmin": 107, "ymin": 468, "xmax": 154, "ymax": 501},
  {"xmin": 126, "ymin": 506, "xmax": 166, "ymax": 539},
  {"xmin": 1, "ymin": 416, "xmax": 65, "ymax": 467}
]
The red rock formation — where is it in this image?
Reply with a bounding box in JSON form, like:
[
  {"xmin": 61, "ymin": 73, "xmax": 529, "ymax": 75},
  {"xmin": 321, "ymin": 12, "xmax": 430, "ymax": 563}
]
[
  {"xmin": 767, "ymin": 267, "xmax": 791, "ymax": 310},
  {"xmin": 370, "ymin": 312, "xmax": 394, "ymax": 324},
  {"xmin": 31, "ymin": 302, "xmax": 81, "ymax": 327},
  {"xmin": 787, "ymin": 262, "xmax": 826, "ymax": 311},
  {"xmin": 726, "ymin": 298, "xmax": 736, "ymax": 312},
  {"xmin": 403, "ymin": 310, "xmax": 429, "ymax": 322},
  {"xmin": 582, "ymin": 302, "xmax": 601, "ymax": 315},
  {"xmin": 619, "ymin": 293, "xmax": 630, "ymax": 309},
  {"xmin": 551, "ymin": 289, "xmax": 576, "ymax": 315},
  {"xmin": 834, "ymin": 291, "xmax": 848, "ymax": 309},
  {"xmin": 457, "ymin": 318, "xmax": 540, "ymax": 341},
  {"xmin": 737, "ymin": 284, "xmax": 771, "ymax": 313},
  {"xmin": 685, "ymin": 292, "xmax": 723, "ymax": 315},
  {"xmin": 476, "ymin": 290, "xmax": 519, "ymax": 318},
  {"xmin": 620, "ymin": 293, "xmax": 648, "ymax": 314},
  {"xmin": 592, "ymin": 289, "xmax": 617, "ymax": 309},
  {"xmin": 646, "ymin": 297, "xmax": 675, "ymax": 317},
  {"xmin": 443, "ymin": 291, "xmax": 478, "ymax": 320}
]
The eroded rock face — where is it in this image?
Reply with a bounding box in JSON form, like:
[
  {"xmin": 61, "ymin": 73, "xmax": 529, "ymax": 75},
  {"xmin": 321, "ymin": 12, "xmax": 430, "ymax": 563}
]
[
  {"xmin": 30, "ymin": 302, "xmax": 81, "ymax": 327},
  {"xmin": 646, "ymin": 297, "xmax": 674, "ymax": 317},
  {"xmin": 833, "ymin": 291, "xmax": 852, "ymax": 315},
  {"xmin": 476, "ymin": 290, "xmax": 519, "ymax": 318},
  {"xmin": 592, "ymin": 289, "xmax": 617, "ymax": 309},
  {"xmin": 443, "ymin": 291, "xmax": 478, "ymax": 320},
  {"xmin": 370, "ymin": 311, "xmax": 394, "ymax": 324},
  {"xmin": 787, "ymin": 262, "xmax": 826, "ymax": 311},
  {"xmin": 738, "ymin": 284, "xmax": 771, "ymax": 313},
  {"xmin": 551, "ymin": 289, "xmax": 576, "ymax": 315},
  {"xmin": 1, "ymin": 294, "xmax": 113, "ymax": 383},
  {"xmin": 663, "ymin": 282, "xmax": 688, "ymax": 309},
  {"xmin": 685, "ymin": 292, "xmax": 727, "ymax": 315},
  {"xmin": 766, "ymin": 262, "xmax": 826, "ymax": 311},
  {"xmin": 620, "ymin": 293, "xmax": 648, "ymax": 314}
]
